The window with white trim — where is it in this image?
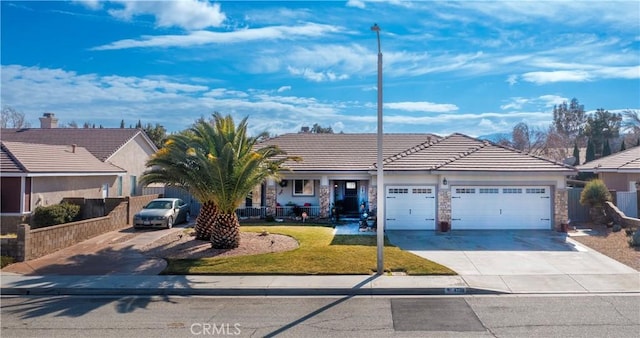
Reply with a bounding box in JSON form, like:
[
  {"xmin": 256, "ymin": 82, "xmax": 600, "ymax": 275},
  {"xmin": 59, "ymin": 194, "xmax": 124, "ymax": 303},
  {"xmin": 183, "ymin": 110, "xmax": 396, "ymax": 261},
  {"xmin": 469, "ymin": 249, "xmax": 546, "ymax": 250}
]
[
  {"xmin": 294, "ymin": 179, "xmax": 314, "ymax": 196},
  {"xmin": 455, "ymin": 188, "xmax": 475, "ymax": 194},
  {"xmin": 503, "ymin": 188, "xmax": 522, "ymax": 194},
  {"xmin": 479, "ymin": 188, "xmax": 499, "ymax": 194},
  {"xmin": 412, "ymin": 188, "xmax": 432, "ymax": 194},
  {"xmin": 526, "ymin": 188, "xmax": 546, "ymax": 194},
  {"xmin": 389, "ymin": 188, "xmax": 409, "ymax": 194}
]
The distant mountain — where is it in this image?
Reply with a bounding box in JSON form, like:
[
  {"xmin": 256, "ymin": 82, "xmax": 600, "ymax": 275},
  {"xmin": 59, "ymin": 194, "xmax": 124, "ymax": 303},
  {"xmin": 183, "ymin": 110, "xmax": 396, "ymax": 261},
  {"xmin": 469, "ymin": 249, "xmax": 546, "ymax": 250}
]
[{"xmin": 477, "ymin": 133, "xmax": 511, "ymax": 143}]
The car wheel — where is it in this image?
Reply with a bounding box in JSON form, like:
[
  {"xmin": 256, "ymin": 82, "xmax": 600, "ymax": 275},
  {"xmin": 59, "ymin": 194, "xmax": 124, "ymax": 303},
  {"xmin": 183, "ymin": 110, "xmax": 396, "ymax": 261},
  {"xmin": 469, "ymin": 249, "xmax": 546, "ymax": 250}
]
[
  {"xmin": 184, "ymin": 212, "xmax": 190, "ymax": 224},
  {"xmin": 167, "ymin": 216, "xmax": 174, "ymax": 229}
]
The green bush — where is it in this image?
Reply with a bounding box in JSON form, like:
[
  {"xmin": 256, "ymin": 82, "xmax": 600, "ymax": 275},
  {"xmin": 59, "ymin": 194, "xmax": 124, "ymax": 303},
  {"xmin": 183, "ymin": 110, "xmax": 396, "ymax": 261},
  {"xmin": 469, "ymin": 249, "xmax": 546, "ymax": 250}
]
[
  {"xmin": 580, "ymin": 179, "xmax": 612, "ymax": 207},
  {"xmin": 1, "ymin": 256, "xmax": 15, "ymax": 268},
  {"xmin": 32, "ymin": 202, "xmax": 81, "ymax": 228}
]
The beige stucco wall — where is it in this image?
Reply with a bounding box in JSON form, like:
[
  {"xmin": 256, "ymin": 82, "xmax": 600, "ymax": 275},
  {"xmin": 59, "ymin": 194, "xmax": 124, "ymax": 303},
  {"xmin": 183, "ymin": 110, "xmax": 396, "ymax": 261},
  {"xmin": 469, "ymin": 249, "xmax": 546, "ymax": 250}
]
[
  {"xmin": 106, "ymin": 134, "xmax": 156, "ymax": 196},
  {"xmin": 31, "ymin": 175, "xmax": 118, "ymax": 209},
  {"xmin": 599, "ymin": 172, "xmax": 640, "ymax": 192}
]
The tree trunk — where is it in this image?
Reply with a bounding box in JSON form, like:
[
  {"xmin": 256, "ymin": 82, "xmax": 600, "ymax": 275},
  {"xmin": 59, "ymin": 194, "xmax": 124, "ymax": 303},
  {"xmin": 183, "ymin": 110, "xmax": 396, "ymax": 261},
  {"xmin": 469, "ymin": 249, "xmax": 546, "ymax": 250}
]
[
  {"xmin": 210, "ymin": 212, "xmax": 240, "ymax": 249},
  {"xmin": 194, "ymin": 201, "xmax": 217, "ymax": 240}
]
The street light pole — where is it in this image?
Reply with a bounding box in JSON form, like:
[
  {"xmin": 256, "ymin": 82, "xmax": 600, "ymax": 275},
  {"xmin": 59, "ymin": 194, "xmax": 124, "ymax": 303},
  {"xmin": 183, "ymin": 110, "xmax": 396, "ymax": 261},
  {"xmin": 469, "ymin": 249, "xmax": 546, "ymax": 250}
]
[{"xmin": 371, "ymin": 23, "xmax": 384, "ymax": 275}]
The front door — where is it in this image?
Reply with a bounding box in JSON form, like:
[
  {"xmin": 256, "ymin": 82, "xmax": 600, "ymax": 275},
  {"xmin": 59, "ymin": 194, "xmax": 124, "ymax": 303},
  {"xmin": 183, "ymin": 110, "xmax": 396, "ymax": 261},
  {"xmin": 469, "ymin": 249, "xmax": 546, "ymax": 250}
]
[{"xmin": 343, "ymin": 181, "xmax": 359, "ymax": 216}]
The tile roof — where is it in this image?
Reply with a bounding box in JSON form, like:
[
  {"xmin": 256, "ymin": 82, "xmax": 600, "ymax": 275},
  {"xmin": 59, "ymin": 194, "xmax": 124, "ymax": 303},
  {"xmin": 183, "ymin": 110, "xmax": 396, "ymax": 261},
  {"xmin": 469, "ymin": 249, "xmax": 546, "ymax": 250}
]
[
  {"xmin": 382, "ymin": 133, "xmax": 575, "ymax": 173},
  {"xmin": 1, "ymin": 141, "xmax": 126, "ymax": 174},
  {"xmin": 1, "ymin": 146, "xmax": 24, "ymax": 173},
  {"xmin": 258, "ymin": 132, "xmax": 573, "ymax": 173},
  {"xmin": 1, "ymin": 128, "xmax": 148, "ymax": 161},
  {"xmin": 258, "ymin": 133, "xmax": 441, "ymax": 171},
  {"xmin": 576, "ymin": 146, "xmax": 640, "ymax": 173}
]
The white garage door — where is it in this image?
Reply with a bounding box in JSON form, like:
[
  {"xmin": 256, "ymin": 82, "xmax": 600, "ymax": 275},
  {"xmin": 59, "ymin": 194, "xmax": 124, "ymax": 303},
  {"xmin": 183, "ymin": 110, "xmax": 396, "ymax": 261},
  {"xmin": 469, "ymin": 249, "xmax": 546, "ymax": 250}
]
[
  {"xmin": 386, "ymin": 185, "xmax": 436, "ymax": 230},
  {"xmin": 451, "ymin": 186, "xmax": 551, "ymax": 230}
]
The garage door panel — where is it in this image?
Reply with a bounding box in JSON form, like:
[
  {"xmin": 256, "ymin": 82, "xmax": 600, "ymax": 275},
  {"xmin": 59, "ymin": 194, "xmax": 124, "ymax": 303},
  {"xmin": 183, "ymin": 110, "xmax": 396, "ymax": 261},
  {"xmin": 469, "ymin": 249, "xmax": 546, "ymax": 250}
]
[
  {"xmin": 386, "ymin": 185, "xmax": 436, "ymax": 230},
  {"xmin": 451, "ymin": 186, "xmax": 551, "ymax": 230}
]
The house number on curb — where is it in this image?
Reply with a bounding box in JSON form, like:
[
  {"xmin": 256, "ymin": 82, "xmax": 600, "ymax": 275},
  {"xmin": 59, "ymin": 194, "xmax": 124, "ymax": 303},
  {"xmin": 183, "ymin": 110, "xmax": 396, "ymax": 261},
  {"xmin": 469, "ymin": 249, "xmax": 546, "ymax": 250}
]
[{"xmin": 444, "ymin": 287, "xmax": 466, "ymax": 294}]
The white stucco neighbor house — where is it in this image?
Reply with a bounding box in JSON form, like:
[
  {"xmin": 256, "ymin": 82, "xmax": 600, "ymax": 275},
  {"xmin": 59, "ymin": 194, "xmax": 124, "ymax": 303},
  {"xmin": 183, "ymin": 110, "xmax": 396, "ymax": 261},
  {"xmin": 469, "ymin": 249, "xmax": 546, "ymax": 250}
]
[{"xmin": 252, "ymin": 132, "xmax": 576, "ymax": 231}]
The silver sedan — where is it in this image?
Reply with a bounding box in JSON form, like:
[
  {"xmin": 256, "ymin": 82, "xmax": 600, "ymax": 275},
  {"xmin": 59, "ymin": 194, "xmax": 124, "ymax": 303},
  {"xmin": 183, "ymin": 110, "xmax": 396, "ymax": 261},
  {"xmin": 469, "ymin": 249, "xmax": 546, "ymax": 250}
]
[{"xmin": 133, "ymin": 198, "xmax": 190, "ymax": 229}]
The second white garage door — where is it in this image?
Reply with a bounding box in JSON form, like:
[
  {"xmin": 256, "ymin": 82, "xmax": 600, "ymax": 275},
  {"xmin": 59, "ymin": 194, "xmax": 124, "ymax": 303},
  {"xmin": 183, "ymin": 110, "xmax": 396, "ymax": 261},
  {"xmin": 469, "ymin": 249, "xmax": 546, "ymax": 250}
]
[
  {"xmin": 451, "ymin": 186, "xmax": 551, "ymax": 230},
  {"xmin": 386, "ymin": 185, "xmax": 436, "ymax": 230}
]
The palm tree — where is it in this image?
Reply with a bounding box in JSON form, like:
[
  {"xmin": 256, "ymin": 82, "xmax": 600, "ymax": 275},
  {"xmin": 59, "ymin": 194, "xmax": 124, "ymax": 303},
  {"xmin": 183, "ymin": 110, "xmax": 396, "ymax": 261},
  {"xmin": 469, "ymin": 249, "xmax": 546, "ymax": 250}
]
[{"xmin": 141, "ymin": 113, "xmax": 297, "ymax": 248}]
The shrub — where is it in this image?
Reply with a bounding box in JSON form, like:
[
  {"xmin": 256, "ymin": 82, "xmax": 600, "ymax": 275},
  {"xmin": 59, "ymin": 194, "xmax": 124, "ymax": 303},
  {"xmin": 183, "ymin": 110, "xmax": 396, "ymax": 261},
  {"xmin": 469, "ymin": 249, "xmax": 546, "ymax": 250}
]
[
  {"xmin": 1, "ymin": 256, "xmax": 15, "ymax": 268},
  {"xmin": 629, "ymin": 231, "xmax": 640, "ymax": 248},
  {"xmin": 32, "ymin": 202, "xmax": 81, "ymax": 228},
  {"xmin": 580, "ymin": 179, "xmax": 611, "ymax": 207}
]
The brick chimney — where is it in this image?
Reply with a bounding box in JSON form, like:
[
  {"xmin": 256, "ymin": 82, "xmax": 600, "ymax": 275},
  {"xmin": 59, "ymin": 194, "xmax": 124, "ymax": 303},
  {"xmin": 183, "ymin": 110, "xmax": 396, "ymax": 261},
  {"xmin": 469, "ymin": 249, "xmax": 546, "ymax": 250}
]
[{"xmin": 39, "ymin": 112, "xmax": 58, "ymax": 128}]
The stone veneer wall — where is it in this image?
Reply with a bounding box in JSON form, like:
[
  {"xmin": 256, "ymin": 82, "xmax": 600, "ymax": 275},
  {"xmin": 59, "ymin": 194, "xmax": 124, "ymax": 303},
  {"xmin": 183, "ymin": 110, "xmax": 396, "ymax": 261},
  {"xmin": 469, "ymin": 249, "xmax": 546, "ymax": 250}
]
[
  {"xmin": 438, "ymin": 189, "xmax": 451, "ymax": 225},
  {"xmin": 7, "ymin": 194, "xmax": 159, "ymax": 262},
  {"xmin": 368, "ymin": 186, "xmax": 377, "ymax": 212},
  {"xmin": 319, "ymin": 185, "xmax": 330, "ymax": 218},
  {"xmin": 554, "ymin": 188, "xmax": 568, "ymax": 231},
  {"xmin": 265, "ymin": 185, "xmax": 277, "ymax": 215}
]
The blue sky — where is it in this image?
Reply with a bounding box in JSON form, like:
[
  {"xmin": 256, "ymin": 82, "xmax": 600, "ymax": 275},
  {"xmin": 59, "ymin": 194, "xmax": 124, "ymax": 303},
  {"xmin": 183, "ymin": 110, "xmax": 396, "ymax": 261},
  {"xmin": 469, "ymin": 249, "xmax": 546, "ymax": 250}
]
[{"xmin": 1, "ymin": 1, "xmax": 639, "ymax": 137}]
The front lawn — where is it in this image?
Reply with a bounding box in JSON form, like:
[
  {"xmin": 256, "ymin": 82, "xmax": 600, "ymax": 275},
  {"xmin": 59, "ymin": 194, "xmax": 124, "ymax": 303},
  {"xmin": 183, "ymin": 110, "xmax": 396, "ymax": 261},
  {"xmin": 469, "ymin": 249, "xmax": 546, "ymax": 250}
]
[{"xmin": 163, "ymin": 225, "xmax": 455, "ymax": 275}]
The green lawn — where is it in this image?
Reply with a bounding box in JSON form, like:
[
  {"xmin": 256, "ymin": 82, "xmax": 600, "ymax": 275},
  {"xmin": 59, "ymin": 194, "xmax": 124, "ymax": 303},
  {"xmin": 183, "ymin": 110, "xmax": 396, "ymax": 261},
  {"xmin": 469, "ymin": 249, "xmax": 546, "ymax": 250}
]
[{"xmin": 163, "ymin": 225, "xmax": 455, "ymax": 275}]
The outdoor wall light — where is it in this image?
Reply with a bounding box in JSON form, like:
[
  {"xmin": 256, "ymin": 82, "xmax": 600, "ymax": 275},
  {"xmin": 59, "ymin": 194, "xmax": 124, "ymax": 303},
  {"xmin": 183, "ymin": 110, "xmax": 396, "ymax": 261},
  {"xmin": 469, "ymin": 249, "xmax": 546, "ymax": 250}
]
[{"xmin": 442, "ymin": 178, "xmax": 448, "ymax": 185}]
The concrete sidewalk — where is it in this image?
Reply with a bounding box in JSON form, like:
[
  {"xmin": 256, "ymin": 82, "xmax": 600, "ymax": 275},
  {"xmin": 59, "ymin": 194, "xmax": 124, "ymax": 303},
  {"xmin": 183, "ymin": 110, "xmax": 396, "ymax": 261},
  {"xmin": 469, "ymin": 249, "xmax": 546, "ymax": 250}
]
[{"xmin": 2, "ymin": 272, "xmax": 638, "ymax": 296}]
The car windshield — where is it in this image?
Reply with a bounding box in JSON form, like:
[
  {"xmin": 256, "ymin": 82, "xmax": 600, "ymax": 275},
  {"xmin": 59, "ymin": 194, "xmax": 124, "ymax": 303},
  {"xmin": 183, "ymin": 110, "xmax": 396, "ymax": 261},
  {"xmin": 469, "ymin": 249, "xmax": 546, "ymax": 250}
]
[{"xmin": 145, "ymin": 201, "xmax": 172, "ymax": 209}]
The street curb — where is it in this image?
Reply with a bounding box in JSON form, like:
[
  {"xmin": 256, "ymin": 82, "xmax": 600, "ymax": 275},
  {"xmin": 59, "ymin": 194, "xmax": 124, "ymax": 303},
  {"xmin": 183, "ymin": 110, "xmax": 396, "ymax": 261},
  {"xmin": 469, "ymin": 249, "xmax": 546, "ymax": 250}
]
[{"xmin": 1, "ymin": 287, "xmax": 506, "ymax": 296}]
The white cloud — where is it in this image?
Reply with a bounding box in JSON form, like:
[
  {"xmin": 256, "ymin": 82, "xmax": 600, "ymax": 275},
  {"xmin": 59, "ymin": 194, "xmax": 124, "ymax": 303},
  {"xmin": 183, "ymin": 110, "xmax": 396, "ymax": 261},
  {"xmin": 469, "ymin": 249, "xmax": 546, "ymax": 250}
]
[
  {"xmin": 385, "ymin": 101, "xmax": 459, "ymax": 113},
  {"xmin": 277, "ymin": 86, "xmax": 292, "ymax": 93},
  {"xmin": 500, "ymin": 97, "xmax": 529, "ymax": 110},
  {"xmin": 538, "ymin": 95, "xmax": 567, "ymax": 107},
  {"xmin": 106, "ymin": 0, "xmax": 226, "ymax": 30},
  {"xmin": 346, "ymin": 0, "xmax": 366, "ymax": 9},
  {"xmin": 521, "ymin": 70, "xmax": 592, "ymax": 84},
  {"xmin": 287, "ymin": 67, "xmax": 349, "ymax": 82},
  {"xmin": 506, "ymin": 74, "xmax": 518, "ymax": 85},
  {"xmin": 92, "ymin": 23, "xmax": 342, "ymax": 50}
]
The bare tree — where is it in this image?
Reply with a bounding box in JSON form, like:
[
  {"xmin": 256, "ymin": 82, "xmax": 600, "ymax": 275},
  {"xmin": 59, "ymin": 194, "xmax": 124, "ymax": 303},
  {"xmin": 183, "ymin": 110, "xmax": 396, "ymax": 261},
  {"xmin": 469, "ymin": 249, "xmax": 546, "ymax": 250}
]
[
  {"xmin": 509, "ymin": 122, "xmax": 548, "ymax": 155},
  {"xmin": 1, "ymin": 105, "xmax": 30, "ymax": 128}
]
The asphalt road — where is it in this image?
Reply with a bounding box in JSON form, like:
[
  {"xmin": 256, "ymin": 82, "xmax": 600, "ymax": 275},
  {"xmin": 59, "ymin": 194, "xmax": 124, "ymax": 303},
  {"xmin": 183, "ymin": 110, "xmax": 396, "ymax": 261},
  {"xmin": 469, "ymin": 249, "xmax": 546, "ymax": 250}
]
[{"xmin": 1, "ymin": 295, "xmax": 638, "ymax": 337}]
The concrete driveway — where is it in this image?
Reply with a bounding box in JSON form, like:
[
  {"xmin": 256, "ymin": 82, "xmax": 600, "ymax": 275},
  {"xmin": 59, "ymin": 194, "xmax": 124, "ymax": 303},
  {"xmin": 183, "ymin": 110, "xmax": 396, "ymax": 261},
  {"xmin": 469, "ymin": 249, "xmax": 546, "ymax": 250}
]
[
  {"xmin": 2, "ymin": 223, "xmax": 191, "ymax": 276},
  {"xmin": 386, "ymin": 230, "xmax": 637, "ymax": 276}
]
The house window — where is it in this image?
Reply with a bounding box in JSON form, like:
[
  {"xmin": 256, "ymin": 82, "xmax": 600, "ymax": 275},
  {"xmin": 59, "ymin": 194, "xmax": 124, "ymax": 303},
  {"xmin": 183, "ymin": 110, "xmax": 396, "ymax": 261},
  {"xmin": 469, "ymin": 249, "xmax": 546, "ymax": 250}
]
[
  {"xmin": 117, "ymin": 177, "xmax": 123, "ymax": 196},
  {"xmin": 526, "ymin": 188, "xmax": 546, "ymax": 194},
  {"xmin": 455, "ymin": 188, "xmax": 475, "ymax": 194},
  {"xmin": 412, "ymin": 188, "xmax": 432, "ymax": 194},
  {"xmin": 503, "ymin": 188, "xmax": 522, "ymax": 194},
  {"xmin": 294, "ymin": 179, "xmax": 314, "ymax": 196},
  {"xmin": 479, "ymin": 188, "xmax": 499, "ymax": 194},
  {"xmin": 388, "ymin": 188, "xmax": 409, "ymax": 194}
]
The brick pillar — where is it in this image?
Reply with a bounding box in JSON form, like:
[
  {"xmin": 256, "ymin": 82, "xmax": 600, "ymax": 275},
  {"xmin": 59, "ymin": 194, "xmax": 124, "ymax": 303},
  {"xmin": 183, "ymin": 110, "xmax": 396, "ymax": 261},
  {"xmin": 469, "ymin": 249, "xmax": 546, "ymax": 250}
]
[
  {"xmin": 319, "ymin": 185, "xmax": 330, "ymax": 218},
  {"xmin": 16, "ymin": 224, "xmax": 30, "ymax": 262},
  {"xmin": 554, "ymin": 188, "xmax": 568, "ymax": 231},
  {"xmin": 438, "ymin": 189, "xmax": 451, "ymax": 225}
]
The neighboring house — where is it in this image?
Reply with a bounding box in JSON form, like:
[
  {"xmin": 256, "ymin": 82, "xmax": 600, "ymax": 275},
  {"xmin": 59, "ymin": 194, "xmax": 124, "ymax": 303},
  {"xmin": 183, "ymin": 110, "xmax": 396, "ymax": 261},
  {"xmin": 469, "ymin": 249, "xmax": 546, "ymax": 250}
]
[
  {"xmin": 252, "ymin": 132, "xmax": 575, "ymax": 231},
  {"xmin": 1, "ymin": 113, "xmax": 158, "ymax": 230},
  {"xmin": 575, "ymin": 146, "xmax": 640, "ymax": 218},
  {"xmin": 576, "ymin": 146, "xmax": 640, "ymax": 192}
]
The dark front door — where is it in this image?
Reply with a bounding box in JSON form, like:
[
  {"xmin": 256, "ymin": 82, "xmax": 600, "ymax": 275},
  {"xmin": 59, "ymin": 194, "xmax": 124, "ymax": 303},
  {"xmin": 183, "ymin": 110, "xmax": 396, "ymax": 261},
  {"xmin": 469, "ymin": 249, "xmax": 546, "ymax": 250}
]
[{"xmin": 343, "ymin": 181, "xmax": 359, "ymax": 216}]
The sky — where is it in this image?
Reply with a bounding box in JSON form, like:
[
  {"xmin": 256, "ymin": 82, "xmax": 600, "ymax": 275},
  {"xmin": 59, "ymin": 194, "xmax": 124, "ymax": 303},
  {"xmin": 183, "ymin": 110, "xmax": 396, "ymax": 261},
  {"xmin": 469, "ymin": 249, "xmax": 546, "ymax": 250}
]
[{"xmin": 1, "ymin": 0, "xmax": 639, "ymax": 137}]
